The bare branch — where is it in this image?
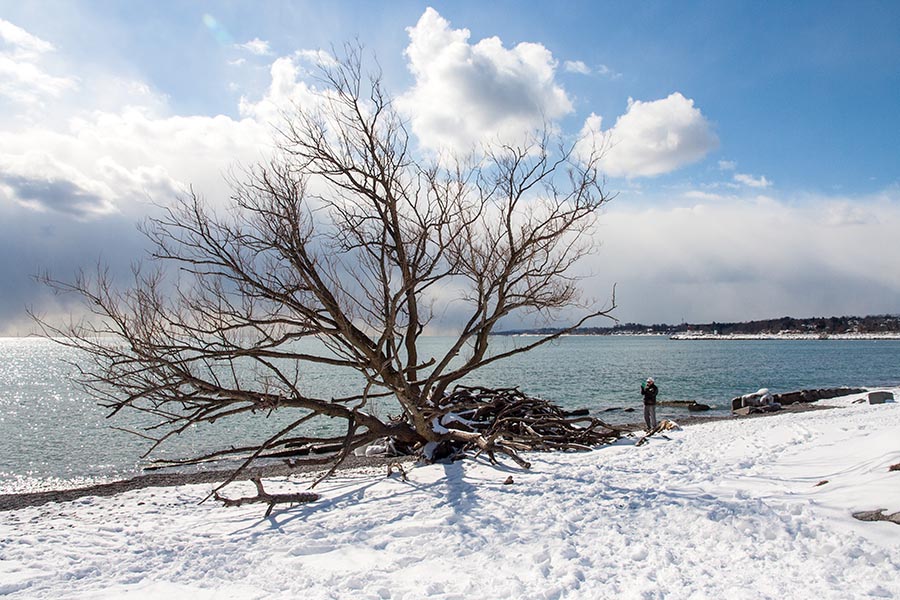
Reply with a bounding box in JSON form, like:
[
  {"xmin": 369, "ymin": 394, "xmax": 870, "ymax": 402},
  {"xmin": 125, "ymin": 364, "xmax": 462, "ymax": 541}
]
[{"xmin": 36, "ymin": 45, "xmax": 617, "ymax": 490}]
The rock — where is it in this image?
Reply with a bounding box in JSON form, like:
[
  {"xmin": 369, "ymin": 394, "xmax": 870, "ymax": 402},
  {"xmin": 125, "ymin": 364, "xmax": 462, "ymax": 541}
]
[
  {"xmin": 734, "ymin": 404, "xmax": 780, "ymax": 416},
  {"xmin": 688, "ymin": 402, "xmax": 710, "ymax": 412},
  {"xmin": 775, "ymin": 391, "xmax": 804, "ymax": 405},
  {"xmin": 562, "ymin": 408, "xmax": 590, "ymax": 417},
  {"xmin": 734, "ymin": 387, "xmax": 871, "ymax": 412},
  {"xmin": 741, "ymin": 388, "xmax": 770, "ymax": 406},
  {"xmin": 867, "ymin": 391, "xmax": 894, "ymax": 404},
  {"xmin": 736, "ymin": 388, "xmax": 779, "ymax": 410},
  {"xmin": 825, "ymin": 387, "xmax": 865, "ymax": 398},
  {"xmin": 365, "ymin": 444, "xmax": 389, "ymax": 457},
  {"xmin": 800, "ymin": 389, "xmax": 820, "ymax": 403}
]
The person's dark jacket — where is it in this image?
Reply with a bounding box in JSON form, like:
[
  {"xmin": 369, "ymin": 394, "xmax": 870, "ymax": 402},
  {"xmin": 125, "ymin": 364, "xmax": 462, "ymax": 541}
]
[{"xmin": 641, "ymin": 383, "xmax": 658, "ymax": 405}]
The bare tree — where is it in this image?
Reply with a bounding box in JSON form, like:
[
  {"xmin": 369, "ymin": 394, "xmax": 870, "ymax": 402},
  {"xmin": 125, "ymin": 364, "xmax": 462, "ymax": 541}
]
[{"xmin": 38, "ymin": 47, "xmax": 617, "ymax": 488}]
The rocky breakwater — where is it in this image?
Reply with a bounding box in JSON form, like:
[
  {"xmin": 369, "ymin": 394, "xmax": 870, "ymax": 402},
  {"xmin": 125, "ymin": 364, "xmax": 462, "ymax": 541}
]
[{"xmin": 731, "ymin": 386, "xmax": 869, "ymax": 415}]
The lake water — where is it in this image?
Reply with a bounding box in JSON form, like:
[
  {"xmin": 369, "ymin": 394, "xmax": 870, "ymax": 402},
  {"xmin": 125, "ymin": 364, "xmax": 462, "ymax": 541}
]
[{"xmin": 1, "ymin": 335, "xmax": 897, "ymax": 491}]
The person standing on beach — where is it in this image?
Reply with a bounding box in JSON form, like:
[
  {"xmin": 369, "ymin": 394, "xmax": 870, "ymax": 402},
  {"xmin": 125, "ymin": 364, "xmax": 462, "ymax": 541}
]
[{"xmin": 641, "ymin": 377, "xmax": 658, "ymax": 431}]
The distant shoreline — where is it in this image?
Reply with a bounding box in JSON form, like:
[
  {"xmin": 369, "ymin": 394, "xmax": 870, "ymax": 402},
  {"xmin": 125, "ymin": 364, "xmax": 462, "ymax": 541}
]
[
  {"xmin": 497, "ymin": 332, "xmax": 900, "ymax": 340},
  {"xmin": 670, "ymin": 333, "xmax": 900, "ymax": 340},
  {"xmin": 495, "ymin": 313, "xmax": 900, "ymax": 338}
]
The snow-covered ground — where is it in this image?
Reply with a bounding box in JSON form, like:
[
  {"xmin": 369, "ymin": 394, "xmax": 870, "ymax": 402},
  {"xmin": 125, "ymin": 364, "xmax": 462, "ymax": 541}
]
[{"xmin": 1, "ymin": 390, "xmax": 898, "ymax": 599}]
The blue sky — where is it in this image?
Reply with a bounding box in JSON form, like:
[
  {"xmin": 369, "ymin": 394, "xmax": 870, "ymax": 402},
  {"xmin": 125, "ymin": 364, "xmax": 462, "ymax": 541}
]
[{"xmin": 1, "ymin": 1, "xmax": 899, "ymax": 333}]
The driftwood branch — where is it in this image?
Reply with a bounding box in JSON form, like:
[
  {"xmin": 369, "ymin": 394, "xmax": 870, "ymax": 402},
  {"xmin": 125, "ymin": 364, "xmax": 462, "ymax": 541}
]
[
  {"xmin": 213, "ymin": 478, "xmax": 319, "ymax": 517},
  {"xmin": 386, "ymin": 461, "xmax": 408, "ymax": 481},
  {"xmin": 852, "ymin": 509, "xmax": 900, "ymax": 525},
  {"xmin": 635, "ymin": 419, "xmax": 679, "ymax": 447}
]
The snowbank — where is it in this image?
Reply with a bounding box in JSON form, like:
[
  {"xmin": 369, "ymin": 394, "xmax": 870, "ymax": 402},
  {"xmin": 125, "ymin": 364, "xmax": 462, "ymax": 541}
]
[{"xmin": 1, "ymin": 389, "xmax": 898, "ymax": 599}]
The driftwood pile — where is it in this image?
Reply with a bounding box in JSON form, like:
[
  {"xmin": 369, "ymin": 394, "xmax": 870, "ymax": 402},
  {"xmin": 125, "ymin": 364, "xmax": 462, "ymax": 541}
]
[{"xmin": 424, "ymin": 386, "xmax": 624, "ymax": 467}]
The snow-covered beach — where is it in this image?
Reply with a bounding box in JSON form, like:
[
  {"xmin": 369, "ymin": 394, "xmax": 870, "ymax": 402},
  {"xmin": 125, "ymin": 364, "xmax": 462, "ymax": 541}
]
[{"xmin": 1, "ymin": 389, "xmax": 898, "ymax": 599}]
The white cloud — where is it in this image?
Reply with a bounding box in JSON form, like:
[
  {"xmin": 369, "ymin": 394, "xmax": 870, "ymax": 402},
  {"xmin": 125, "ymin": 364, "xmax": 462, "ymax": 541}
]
[
  {"xmin": 228, "ymin": 58, "xmax": 246, "ymax": 67},
  {"xmin": 584, "ymin": 187, "xmax": 900, "ymax": 323},
  {"xmin": 238, "ymin": 56, "xmax": 321, "ymax": 125},
  {"xmin": 823, "ymin": 202, "xmax": 878, "ymax": 226},
  {"xmin": 718, "ymin": 160, "xmax": 736, "ymax": 171},
  {"xmin": 0, "ymin": 106, "xmax": 269, "ymax": 219},
  {"xmin": 294, "ymin": 49, "xmax": 337, "ymax": 68},
  {"xmin": 0, "ymin": 19, "xmax": 54, "ymax": 58},
  {"xmin": 0, "ymin": 151, "xmax": 117, "ymax": 217},
  {"xmin": 564, "ymin": 60, "xmax": 591, "ymax": 75},
  {"xmin": 0, "ymin": 42, "xmax": 338, "ymax": 221},
  {"xmin": 236, "ymin": 38, "xmax": 272, "ymax": 56},
  {"xmin": 682, "ymin": 189, "xmax": 727, "ymax": 202},
  {"xmin": 0, "ymin": 21, "xmax": 338, "ymax": 221},
  {"xmin": 734, "ymin": 172, "xmax": 772, "ymax": 188},
  {"xmin": 578, "ymin": 93, "xmax": 718, "ymax": 178},
  {"xmin": 562, "ymin": 60, "xmax": 621, "ymax": 79},
  {"xmin": 397, "ymin": 7, "xmax": 572, "ymax": 152},
  {"xmin": 0, "ymin": 56, "xmax": 76, "ymax": 101},
  {"xmin": 595, "ymin": 64, "xmax": 621, "ymax": 79},
  {"xmin": 0, "ymin": 19, "xmax": 77, "ymax": 104},
  {"xmin": 0, "ymin": 22, "xmax": 307, "ymax": 332}
]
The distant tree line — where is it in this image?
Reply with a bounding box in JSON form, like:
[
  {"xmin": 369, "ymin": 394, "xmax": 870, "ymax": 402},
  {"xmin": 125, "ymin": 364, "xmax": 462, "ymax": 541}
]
[{"xmin": 497, "ymin": 314, "xmax": 900, "ymax": 336}]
